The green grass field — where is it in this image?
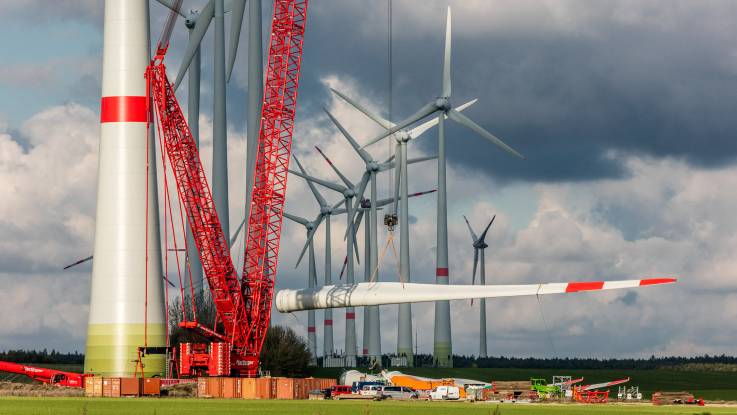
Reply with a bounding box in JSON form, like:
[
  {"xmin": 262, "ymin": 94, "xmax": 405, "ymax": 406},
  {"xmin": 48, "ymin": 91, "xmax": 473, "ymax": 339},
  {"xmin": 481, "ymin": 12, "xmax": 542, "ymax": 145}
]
[
  {"xmin": 313, "ymin": 367, "xmax": 737, "ymax": 401},
  {"xmin": 0, "ymin": 398, "xmax": 734, "ymax": 415}
]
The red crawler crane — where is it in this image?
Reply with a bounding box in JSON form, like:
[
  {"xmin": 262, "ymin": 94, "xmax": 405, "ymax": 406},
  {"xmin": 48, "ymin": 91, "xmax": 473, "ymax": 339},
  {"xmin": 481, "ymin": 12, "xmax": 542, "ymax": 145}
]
[{"xmin": 146, "ymin": 0, "xmax": 308, "ymax": 377}]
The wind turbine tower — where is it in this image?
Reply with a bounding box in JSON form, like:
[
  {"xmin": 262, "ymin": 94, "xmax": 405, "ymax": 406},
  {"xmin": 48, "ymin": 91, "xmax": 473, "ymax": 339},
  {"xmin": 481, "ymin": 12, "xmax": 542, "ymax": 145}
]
[
  {"xmin": 363, "ymin": 6, "xmax": 524, "ymax": 367},
  {"xmin": 85, "ymin": 0, "xmax": 166, "ymax": 376},
  {"xmin": 464, "ymin": 215, "xmax": 495, "ymax": 358}
]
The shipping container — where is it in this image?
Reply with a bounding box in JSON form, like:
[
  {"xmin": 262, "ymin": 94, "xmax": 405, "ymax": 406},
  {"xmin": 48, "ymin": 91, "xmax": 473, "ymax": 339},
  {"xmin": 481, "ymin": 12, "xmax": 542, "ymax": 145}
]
[
  {"xmin": 197, "ymin": 377, "xmax": 209, "ymax": 398},
  {"xmin": 121, "ymin": 378, "xmax": 140, "ymax": 397},
  {"xmin": 207, "ymin": 377, "xmax": 223, "ymax": 398},
  {"xmin": 276, "ymin": 377, "xmax": 313, "ymax": 400},
  {"xmin": 84, "ymin": 376, "xmax": 99, "ymax": 397},
  {"xmin": 102, "ymin": 378, "xmax": 121, "ymax": 397},
  {"xmin": 221, "ymin": 377, "xmax": 242, "ymax": 399},
  {"xmin": 242, "ymin": 377, "xmax": 275, "ymax": 399},
  {"xmin": 140, "ymin": 378, "xmax": 161, "ymax": 396},
  {"xmin": 86, "ymin": 377, "xmax": 103, "ymax": 397}
]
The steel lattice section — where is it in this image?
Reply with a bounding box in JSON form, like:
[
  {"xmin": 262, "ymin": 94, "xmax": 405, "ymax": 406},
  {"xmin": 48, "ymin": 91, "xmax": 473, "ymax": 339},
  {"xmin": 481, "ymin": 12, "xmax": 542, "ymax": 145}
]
[
  {"xmin": 242, "ymin": 0, "xmax": 308, "ymax": 367},
  {"xmin": 146, "ymin": 63, "xmax": 249, "ymax": 351}
]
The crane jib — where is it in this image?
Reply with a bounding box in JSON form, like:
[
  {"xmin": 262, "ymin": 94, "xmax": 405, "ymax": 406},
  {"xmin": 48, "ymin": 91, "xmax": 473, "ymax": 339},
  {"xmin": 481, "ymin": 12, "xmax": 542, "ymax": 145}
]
[{"xmin": 147, "ymin": 0, "xmax": 309, "ymax": 377}]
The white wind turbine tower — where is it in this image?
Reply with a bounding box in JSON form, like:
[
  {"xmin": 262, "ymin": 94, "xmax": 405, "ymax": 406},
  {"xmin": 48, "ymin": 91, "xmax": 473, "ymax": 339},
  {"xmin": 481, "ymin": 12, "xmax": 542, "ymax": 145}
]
[
  {"xmin": 333, "ymin": 94, "xmax": 474, "ymax": 366},
  {"xmin": 290, "ymin": 155, "xmax": 346, "ymax": 357},
  {"xmin": 464, "ymin": 214, "xmax": 495, "ymax": 358},
  {"xmin": 322, "ymin": 108, "xmax": 436, "ymax": 362},
  {"xmin": 362, "ymin": 6, "xmax": 525, "ymax": 367},
  {"xmin": 283, "ymin": 211, "xmax": 321, "ymax": 366}
]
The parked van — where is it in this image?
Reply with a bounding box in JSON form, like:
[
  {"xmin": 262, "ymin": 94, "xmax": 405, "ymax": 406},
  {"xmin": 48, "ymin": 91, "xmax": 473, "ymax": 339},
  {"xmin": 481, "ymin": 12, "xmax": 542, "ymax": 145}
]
[
  {"xmin": 379, "ymin": 386, "xmax": 418, "ymax": 400},
  {"xmin": 360, "ymin": 384, "xmax": 382, "ymax": 397},
  {"xmin": 331, "ymin": 385, "xmax": 353, "ymax": 399},
  {"xmin": 429, "ymin": 385, "xmax": 460, "ymax": 400}
]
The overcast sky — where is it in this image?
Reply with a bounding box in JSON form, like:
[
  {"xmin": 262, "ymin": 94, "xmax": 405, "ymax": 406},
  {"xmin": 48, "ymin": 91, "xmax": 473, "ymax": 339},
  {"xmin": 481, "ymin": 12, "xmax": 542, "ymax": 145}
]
[{"xmin": 1, "ymin": 0, "xmax": 736, "ymax": 358}]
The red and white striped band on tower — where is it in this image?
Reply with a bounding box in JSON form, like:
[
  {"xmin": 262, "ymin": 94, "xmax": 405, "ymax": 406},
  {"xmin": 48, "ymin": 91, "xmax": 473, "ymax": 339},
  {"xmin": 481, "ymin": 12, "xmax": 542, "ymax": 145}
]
[{"xmin": 100, "ymin": 96, "xmax": 148, "ymax": 123}]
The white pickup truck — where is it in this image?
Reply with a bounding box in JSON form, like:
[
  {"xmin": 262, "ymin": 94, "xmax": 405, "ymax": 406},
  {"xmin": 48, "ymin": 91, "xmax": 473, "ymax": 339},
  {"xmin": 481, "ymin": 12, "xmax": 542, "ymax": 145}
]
[{"xmin": 429, "ymin": 385, "xmax": 460, "ymax": 400}]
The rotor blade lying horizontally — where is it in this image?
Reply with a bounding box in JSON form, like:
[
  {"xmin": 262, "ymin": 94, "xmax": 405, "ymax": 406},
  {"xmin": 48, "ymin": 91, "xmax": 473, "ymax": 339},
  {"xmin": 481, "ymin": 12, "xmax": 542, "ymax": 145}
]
[{"xmin": 275, "ymin": 278, "xmax": 677, "ymax": 312}]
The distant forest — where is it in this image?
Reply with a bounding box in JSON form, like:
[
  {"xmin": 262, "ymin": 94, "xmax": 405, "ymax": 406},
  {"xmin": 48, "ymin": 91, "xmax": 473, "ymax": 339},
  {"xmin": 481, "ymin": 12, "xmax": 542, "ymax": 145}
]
[
  {"xmin": 2, "ymin": 349, "xmax": 737, "ymax": 370},
  {"xmin": 0, "ymin": 349, "xmax": 84, "ymax": 365}
]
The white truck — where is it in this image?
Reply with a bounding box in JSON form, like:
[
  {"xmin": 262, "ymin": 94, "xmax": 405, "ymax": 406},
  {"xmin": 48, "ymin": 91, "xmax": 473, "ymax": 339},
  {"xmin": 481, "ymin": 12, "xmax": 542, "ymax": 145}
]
[{"xmin": 429, "ymin": 385, "xmax": 460, "ymax": 400}]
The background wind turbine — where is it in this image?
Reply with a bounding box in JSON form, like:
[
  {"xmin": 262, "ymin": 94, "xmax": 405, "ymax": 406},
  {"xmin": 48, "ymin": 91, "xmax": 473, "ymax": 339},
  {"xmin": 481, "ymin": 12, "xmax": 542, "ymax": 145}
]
[
  {"xmin": 334, "ymin": 92, "xmax": 473, "ymax": 367},
  {"xmin": 288, "ymin": 157, "xmax": 360, "ymax": 364},
  {"xmin": 283, "ymin": 211, "xmax": 320, "ymax": 366},
  {"xmin": 360, "ymin": 6, "xmax": 525, "ymax": 367},
  {"xmin": 464, "ymin": 214, "xmax": 495, "ymax": 358},
  {"xmin": 322, "ymin": 108, "xmax": 433, "ymax": 363},
  {"xmin": 290, "ymin": 155, "xmax": 345, "ymax": 356}
]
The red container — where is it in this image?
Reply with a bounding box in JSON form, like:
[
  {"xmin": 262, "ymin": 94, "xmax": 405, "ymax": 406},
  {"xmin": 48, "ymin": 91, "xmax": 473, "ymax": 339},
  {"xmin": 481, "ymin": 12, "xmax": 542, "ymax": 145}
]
[
  {"xmin": 221, "ymin": 378, "xmax": 242, "ymax": 399},
  {"xmin": 121, "ymin": 378, "xmax": 140, "ymax": 396},
  {"xmin": 140, "ymin": 378, "xmax": 161, "ymax": 396},
  {"xmin": 102, "ymin": 378, "xmax": 121, "ymax": 397}
]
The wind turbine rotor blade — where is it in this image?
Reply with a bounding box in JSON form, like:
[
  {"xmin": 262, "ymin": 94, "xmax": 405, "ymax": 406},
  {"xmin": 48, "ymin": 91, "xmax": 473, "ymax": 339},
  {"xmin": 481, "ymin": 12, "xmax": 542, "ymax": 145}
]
[
  {"xmin": 375, "ymin": 188, "xmax": 436, "ymax": 207},
  {"xmin": 174, "ymin": 0, "xmax": 215, "ymax": 91},
  {"xmin": 350, "ymin": 173, "xmax": 370, "ymax": 221},
  {"xmin": 155, "ymin": 0, "xmax": 186, "ymax": 17},
  {"xmin": 63, "ymin": 255, "xmax": 93, "ymax": 270},
  {"xmin": 163, "ymin": 274, "xmax": 176, "ymax": 288},
  {"xmin": 448, "ymin": 109, "xmax": 525, "ymax": 160},
  {"xmin": 226, "ymin": 0, "xmax": 246, "ymax": 83},
  {"xmin": 350, "ymin": 210, "xmax": 365, "ymax": 243},
  {"xmin": 408, "ymin": 98, "xmax": 476, "ymax": 139},
  {"xmin": 472, "ymin": 248, "xmax": 479, "ymax": 286},
  {"xmin": 275, "ymin": 278, "xmax": 678, "ymax": 312},
  {"xmin": 283, "ymin": 212, "xmax": 310, "ymax": 226},
  {"xmin": 361, "ymin": 101, "xmax": 439, "ymax": 149},
  {"xmin": 295, "ymin": 222, "xmax": 321, "ymax": 268},
  {"xmin": 229, "ymin": 218, "xmax": 246, "ymax": 246},
  {"xmin": 323, "ymin": 108, "xmax": 373, "ymax": 164},
  {"xmin": 408, "ymin": 189, "xmax": 437, "ymax": 198},
  {"xmin": 393, "ymin": 144, "xmax": 401, "ymax": 215},
  {"xmin": 479, "ymin": 214, "xmax": 496, "ymax": 242},
  {"xmin": 442, "ymin": 6, "xmax": 452, "ymax": 97},
  {"xmin": 463, "ymin": 215, "xmax": 478, "ymax": 242},
  {"xmin": 292, "ymin": 155, "xmax": 328, "ymax": 206},
  {"xmin": 332, "ymin": 198, "xmax": 346, "ymax": 209},
  {"xmin": 330, "ymin": 88, "xmax": 394, "ymax": 130},
  {"xmin": 406, "ymin": 155, "xmax": 438, "ymax": 165},
  {"xmin": 339, "ymin": 256, "xmax": 348, "ymax": 280},
  {"xmin": 315, "ymin": 146, "xmax": 354, "ymax": 189},
  {"xmin": 288, "ymin": 169, "xmax": 346, "ymax": 194}
]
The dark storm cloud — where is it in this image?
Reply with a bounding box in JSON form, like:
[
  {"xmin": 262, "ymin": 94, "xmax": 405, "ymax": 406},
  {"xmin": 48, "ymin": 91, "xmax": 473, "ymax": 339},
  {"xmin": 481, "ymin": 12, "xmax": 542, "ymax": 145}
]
[{"xmin": 280, "ymin": 1, "xmax": 737, "ymax": 183}]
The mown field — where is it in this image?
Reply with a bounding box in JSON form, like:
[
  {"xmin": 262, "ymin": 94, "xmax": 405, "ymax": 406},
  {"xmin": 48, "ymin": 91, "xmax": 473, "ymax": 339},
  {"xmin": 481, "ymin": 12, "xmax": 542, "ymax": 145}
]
[
  {"xmin": 313, "ymin": 367, "xmax": 737, "ymax": 401},
  {"xmin": 0, "ymin": 398, "xmax": 733, "ymax": 415}
]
